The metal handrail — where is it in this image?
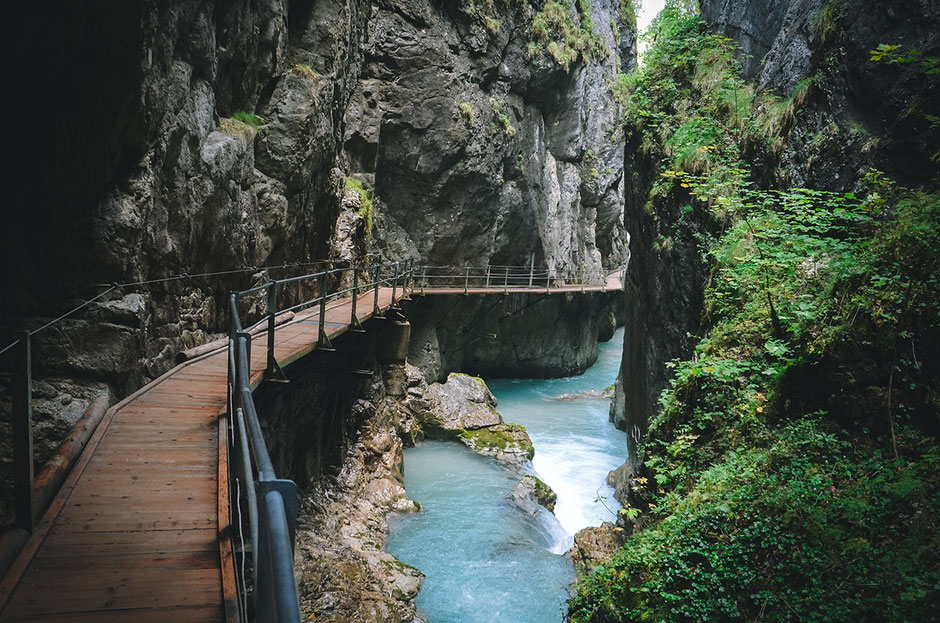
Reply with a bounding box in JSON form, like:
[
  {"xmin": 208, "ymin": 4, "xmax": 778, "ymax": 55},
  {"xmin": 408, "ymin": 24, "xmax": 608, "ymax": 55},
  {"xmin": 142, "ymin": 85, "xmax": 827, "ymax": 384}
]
[
  {"xmin": 411, "ymin": 262, "xmax": 627, "ymax": 293},
  {"xmin": 225, "ymin": 259, "xmax": 414, "ymax": 623}
]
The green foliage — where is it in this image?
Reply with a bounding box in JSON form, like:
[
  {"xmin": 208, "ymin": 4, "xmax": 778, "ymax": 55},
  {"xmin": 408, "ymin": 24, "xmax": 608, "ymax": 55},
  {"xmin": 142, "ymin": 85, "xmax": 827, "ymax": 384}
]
[
  {"xmin": 812, "ymin": 0, "xmax": 843, "ymax": 46},
  {"xmin": 619, "ymin": 0, "xmax": 638, "ymax": 31},
  {"xmin": 345, "ymin": 177, "xmax": 374, "ymax": 234},
  {"xmin": 569, "ymin": 3, "xmax": 940, "ymax": 620},
  {"xmin": 484, "ymin": 15, "xmax": 501, "ymax": 33},
  {"xmin": 459, "ymin": 101, "xmax": 474, "ymax": 125},
  {"xmin": 291, "ymin": 63, "xmax": 317, "ymax": 78},
  {"xmin": 870, "ymin": 43, "xmax": 940, "ymax": 76},
  {"xmin": 530, "ymin": 0, "xmax": 608, "ymax": 72},
  {"xmin": 231, "ymin": 111, "xmax": 263, "ymax": 126},
  {"xmin": 220, "ymin": 111, "xmax": 264, "ymax": 137},
  {"xmin": 490, "ymin": 97, "xmax": 516, "ymax": 137}
]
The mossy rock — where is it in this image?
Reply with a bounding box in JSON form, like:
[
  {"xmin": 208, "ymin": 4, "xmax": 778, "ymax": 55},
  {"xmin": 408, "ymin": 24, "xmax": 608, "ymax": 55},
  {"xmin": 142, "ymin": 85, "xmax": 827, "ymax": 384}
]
[
  {"xmin": 530, "ymin": 475, "xmax": 558, "ymax": 512},
  {"xmin": 459, "ymin": 422, "xmax": 534, "ymax": 464}
]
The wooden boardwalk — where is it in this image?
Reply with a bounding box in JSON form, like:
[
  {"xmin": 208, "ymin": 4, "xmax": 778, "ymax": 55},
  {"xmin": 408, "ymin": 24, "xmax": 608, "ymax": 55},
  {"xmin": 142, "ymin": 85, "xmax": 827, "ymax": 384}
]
[
  {"xmin": 0, "ymin": 269, "xmax": 623, "ymax": 622},
  {"xmin": 0, "ymin": 287, "xmax": 403, "ymax": 623}
]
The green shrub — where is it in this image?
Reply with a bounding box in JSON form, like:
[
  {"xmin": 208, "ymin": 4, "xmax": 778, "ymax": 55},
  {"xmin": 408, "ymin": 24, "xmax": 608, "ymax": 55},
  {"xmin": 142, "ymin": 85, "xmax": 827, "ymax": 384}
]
[
  {"xmin": 345, "ymin": 177, "xmax": 374, "ymax": 234},
  {"xmin": 291, "ymin": 63, "xmax": 317, "ymax": 78}
]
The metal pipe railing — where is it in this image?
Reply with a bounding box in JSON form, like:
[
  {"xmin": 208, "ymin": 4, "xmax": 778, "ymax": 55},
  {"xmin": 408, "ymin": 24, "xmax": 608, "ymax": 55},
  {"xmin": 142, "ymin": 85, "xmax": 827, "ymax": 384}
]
[{"xmin": 226, "ymin": 259, "xmax": 414, "ymax": 623}]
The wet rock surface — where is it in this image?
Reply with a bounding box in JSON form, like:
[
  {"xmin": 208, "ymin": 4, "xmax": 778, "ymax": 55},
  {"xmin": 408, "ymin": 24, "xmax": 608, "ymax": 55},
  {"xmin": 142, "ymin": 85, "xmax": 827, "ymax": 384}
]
[
  {"xmin": 567, "ymin": 522, "xmax": 621, "ymax": 577},
  {"xmin": 420, "ymin": 373, "xmax": 501, "ymax": 437},
  {"xmin": 512, "ymin": 474, "xmax": 558, "ymax": 516},
  {"xmin": 291, "ymin": 364, "xmax": 427, "ymax": 622},
  {"xmin": 406, "ymin": 291, "xmax": 622, "ymax": 382}
]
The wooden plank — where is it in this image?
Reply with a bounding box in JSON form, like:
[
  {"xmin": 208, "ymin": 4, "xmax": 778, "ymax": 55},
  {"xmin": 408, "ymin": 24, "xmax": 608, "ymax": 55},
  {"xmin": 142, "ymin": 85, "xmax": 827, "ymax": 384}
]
[
  {"xmin": 2, "ymin": 603, "xmax": 224, "ymax": 623},
  {"xmin": 5, "ymin": 567, "xmax": 221, "ymax": 615},
  {"xmin": 41, "ymin": 528, "xmax": 217, "ymax": 552},
  {"xmin": 217, "ymin": 416, "xmax": 238, "ymax": 623}
]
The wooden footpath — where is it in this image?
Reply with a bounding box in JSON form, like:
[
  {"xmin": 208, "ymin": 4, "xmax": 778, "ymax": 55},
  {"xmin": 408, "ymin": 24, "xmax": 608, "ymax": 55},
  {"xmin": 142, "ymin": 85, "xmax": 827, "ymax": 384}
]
[{"xmin": 0, "ymin": 287, "xmax": 404, "ymax": 623}]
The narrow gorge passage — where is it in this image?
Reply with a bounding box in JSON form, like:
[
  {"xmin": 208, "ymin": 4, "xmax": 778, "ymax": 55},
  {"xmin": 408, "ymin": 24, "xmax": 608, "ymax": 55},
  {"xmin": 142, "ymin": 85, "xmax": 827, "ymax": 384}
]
[{"xmin": 386, "ymin": 329, "xmax": 626, "ymax": 622}]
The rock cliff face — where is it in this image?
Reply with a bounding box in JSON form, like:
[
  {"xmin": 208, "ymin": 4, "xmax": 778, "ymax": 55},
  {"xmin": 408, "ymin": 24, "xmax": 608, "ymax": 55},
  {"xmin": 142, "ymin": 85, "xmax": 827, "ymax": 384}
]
[
  {"xmin": 406, "ymin": 290, "xmax": 621, "ymax": 381},
  {"xmin": 350, "ymin": 0, "xmax": 630, "ymax": 274},
  {"xmin": 610, "ymin": 0, "xmax": 939, "ymax": 475}
]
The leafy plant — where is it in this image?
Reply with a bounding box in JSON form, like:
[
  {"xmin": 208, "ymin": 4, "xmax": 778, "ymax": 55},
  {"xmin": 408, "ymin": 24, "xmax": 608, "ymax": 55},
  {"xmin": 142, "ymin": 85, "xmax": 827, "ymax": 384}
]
[
  {"xmin": 530, "ymin": 0, "xmax": 608, "ymax": 72},
  {"xmin": 569, "ymin": 4, "xmax": 940, "ymax": 620},
  {"xmin": 345, "ymin": 177, "xmax": 374, "ymax": 234},
  {"xmin": 459, "ymin": 101, "xmax": 474, "ymax": 125}
]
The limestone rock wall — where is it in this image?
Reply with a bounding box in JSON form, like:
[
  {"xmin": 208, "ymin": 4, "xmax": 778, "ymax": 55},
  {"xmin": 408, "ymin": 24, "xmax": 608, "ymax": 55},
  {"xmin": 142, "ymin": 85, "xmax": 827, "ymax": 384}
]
[
  {"xmin": 349, "ymin": 0, "xmax": 631, "ymax": 274},
  {"xmin": 405, "ymin": 291, "xmax": 621, "ymax": 382}
]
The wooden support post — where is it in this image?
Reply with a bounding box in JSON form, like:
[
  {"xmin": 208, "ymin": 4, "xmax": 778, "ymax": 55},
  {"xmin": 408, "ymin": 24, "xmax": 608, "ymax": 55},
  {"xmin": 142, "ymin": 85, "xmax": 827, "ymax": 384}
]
[{"xmin": 12, "ymin": 332, "xmax": 34, "ymax": 531}]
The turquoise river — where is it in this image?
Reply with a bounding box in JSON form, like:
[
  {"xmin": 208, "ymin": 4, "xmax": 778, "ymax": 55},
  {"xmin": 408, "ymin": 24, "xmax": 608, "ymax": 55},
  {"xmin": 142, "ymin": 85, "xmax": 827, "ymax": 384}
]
[{"xmin": 386, "ymin": 328, "xmax": 627, "ymax": 622}]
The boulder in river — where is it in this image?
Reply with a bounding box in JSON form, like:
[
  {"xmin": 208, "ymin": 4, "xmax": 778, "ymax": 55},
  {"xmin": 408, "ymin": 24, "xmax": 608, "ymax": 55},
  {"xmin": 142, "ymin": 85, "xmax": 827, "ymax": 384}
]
[
  {"xmin": 420, "ymin": 373, "xmax": 501, "ymax": 438},
  {"xmin": 511, "ymin": 474, "xmax": 558, "ymax": 515}
]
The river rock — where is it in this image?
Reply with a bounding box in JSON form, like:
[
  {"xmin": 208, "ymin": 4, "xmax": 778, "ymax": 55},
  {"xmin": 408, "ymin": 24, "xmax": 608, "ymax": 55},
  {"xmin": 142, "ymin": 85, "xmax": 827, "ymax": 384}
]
[
  {"xmin": 420, "ymin": 373, "xmax": 501, "ymax": 438},
  {"xmin": 567, "ymin": 522, "xmax": 621, "ymax": 577},
  {"xmin": 511, "ymin": 474, "xmax": 558, "ymax": 515},
  {"xmin": 458, "ymin": 423, "xmax": 535, "ymax": 467}
]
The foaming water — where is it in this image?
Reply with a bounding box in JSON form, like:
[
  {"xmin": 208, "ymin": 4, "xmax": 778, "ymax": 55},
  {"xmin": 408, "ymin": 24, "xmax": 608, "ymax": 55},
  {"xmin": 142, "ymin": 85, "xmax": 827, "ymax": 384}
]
[
  {"xmin": 487, "ymin": 327, "xmax": 627, "ymax": 536},
  {"xmin": 386, "ymin": 328, "xmax": 626, "ymax": 622}
]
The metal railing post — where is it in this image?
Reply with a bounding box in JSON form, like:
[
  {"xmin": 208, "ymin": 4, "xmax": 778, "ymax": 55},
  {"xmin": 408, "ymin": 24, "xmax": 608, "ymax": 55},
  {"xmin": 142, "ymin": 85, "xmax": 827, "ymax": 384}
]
[
  {"xmin": 266, "ymin": 281, "xmax": 277, "ymax": 377},
  {"xmin": 421, "ymin": 266, "xmax": 427, "ymax": 295},
  {"xmin": 464, "ymin": 266, "xmax": 470, "ymax": 295},
  {"xmin": 580, "ymin": 267, "xmax": 585, "ymax": 293},
  {"xmin": 391, "ymin": 261, "xmax": 399, "ymax": 305},
  {"xmin": 238, "ymin": 331, "xmax": 252, "ymax": 377},
  {"xmin": 318, "ymin": 272, "xmax": 335, "ymax": 350},
  {"xmin": 373, "ymin": 264, "xmax": 382, "ymax": 318},
  {"xmin": 13, "ymin": 331, "xmax": 34, "ymax": 531},
  {"xmin": 485, "ymin": 265, "xmax": 491, "ymax": 287},
  {"xmin": 351, "ymin": 267, "xmax": 360, "ymax": 326},
  {"xmin": 528, "ymin": 254, "xmax": 535, "ymax": 288},
  {"xmin": 504, "ymin": 266, "xmax": 509, "ymax": 295}
]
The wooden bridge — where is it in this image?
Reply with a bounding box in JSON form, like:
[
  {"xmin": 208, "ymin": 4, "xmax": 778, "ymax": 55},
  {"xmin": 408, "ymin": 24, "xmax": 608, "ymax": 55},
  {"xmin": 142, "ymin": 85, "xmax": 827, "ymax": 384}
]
[{"xmin": 0, "ymin": 261, "xmax": 624, "ymax": 622}]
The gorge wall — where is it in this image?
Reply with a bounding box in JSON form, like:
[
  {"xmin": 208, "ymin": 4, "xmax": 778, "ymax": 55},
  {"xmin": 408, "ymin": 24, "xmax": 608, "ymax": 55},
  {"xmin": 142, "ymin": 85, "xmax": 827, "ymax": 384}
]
[{"xmin": 610, "ymin": 0, "xmax": 940, "ymax": 471}]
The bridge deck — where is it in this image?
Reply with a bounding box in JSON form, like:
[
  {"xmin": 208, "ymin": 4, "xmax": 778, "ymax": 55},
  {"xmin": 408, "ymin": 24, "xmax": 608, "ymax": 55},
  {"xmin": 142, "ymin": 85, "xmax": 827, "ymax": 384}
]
[
  {"xmin": 0, "ymin": 287, "xmax": 402, "ymax": 623},
  {"xmin": 416, "ymin": 270, "xmax": 623, "ymax": 295}
]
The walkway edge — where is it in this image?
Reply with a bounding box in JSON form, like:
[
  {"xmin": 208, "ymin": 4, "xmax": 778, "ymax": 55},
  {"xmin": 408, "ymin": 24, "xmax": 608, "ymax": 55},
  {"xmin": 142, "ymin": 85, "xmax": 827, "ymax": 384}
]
[{"xmin": 0, "ymin": 348, "xmax": 230, "ymax": 614}]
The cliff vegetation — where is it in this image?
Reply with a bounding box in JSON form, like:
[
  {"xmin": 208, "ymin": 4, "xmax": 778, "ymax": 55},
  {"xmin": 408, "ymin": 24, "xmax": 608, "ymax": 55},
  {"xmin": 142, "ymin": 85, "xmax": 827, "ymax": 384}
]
[{"xmin": 571, "ymin": 4, "xmax": 939, "ymax": 620}]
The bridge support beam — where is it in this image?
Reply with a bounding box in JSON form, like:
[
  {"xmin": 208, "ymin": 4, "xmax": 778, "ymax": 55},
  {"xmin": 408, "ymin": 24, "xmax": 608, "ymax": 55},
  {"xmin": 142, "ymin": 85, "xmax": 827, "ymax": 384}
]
[{"xmin": 376, "ymin": 318, "xmax": 411, "ymax": 365}]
